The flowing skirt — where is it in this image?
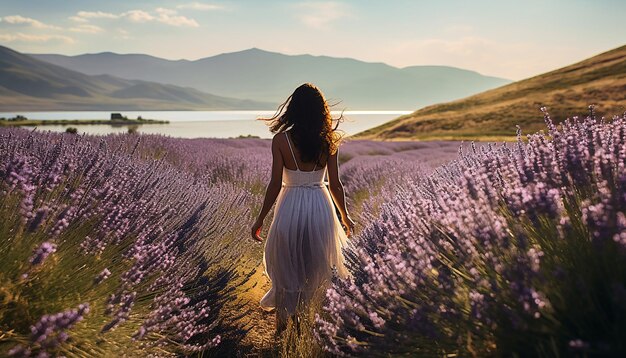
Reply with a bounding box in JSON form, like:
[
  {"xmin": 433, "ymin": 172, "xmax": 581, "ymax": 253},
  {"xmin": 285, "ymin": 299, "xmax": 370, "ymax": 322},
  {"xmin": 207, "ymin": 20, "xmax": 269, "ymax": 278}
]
[{"xmin": 260, "ymin": 185, "xmax": 349, "ymax": 320}]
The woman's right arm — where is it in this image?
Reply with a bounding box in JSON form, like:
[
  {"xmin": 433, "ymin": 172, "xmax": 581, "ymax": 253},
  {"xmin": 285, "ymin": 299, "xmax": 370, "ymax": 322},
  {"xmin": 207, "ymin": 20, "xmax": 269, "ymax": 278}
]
[
  {"xmin": 327, "ymin": 150, "xmax": 355, "ymax": 236},
  {"xmin": 251, "ymin": 135, "xmax": 284, "ymax": 241}
]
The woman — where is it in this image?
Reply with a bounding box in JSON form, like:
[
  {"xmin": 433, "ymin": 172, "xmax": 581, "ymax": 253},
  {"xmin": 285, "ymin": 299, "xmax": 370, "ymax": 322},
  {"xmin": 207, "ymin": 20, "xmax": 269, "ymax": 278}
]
[{"xmin": 251, "ymin": 83, "xmax": 355, "ymax": 332}]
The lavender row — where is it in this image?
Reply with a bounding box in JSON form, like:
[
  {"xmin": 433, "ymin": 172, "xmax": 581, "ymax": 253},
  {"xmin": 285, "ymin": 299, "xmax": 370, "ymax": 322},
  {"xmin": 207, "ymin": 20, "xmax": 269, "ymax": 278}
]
[
  {"xmin": 1, "ymin": 128, "xmax": 440, "ymax": 356},
  {"xmin": 0, "ymin": 129, "xmax": 252, "ymax": 356},
  {"xmin": 316, "ymin": 109, "xmax": 626, "ymax": 356}
]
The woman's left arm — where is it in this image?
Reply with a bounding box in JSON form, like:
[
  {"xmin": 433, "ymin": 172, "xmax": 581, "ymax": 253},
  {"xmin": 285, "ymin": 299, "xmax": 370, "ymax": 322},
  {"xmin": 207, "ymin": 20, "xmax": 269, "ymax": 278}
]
[{"xmin": 251, "ymin": 135, "xmax": 284, "ymax": 241}]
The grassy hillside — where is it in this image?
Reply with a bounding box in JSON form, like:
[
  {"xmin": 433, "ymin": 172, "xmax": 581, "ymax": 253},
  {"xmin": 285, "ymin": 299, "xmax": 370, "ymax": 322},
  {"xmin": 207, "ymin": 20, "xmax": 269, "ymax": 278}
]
[
  {"xmin": 357, "ymin": 45, "xmax": 626, "ymax": 140},
  {"xmin": 0, "ymin": 45, "xmax": 271, "ymax": 111}
]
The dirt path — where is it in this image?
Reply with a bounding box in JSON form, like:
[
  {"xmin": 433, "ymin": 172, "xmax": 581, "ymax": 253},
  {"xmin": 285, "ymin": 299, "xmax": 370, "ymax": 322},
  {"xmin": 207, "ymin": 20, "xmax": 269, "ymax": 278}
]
[{"xmin": 236, "ymin": 264, "xmax": 278, "ymax": 356}]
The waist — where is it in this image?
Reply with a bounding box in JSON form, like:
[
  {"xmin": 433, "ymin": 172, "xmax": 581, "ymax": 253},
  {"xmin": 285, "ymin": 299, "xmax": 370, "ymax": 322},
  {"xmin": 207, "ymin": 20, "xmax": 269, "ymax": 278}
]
[{"xmin": 282, "ymin": 182, "xmax": 326, "ymax": 188}]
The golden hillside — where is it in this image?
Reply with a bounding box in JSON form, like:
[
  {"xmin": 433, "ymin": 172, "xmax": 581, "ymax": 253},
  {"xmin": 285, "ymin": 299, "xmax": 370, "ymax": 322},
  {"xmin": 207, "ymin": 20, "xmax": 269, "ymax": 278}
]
[{"xmin": 357, "ymin": 45, "xmax": 626, "ymax": 140}]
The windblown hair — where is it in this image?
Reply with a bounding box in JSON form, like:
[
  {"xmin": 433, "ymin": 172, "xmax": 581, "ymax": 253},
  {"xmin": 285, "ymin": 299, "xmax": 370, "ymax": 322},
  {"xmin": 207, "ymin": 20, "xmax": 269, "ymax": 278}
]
[{"xmin": 262, "ymin": 83, "xmax": 343, "ymax": 166}]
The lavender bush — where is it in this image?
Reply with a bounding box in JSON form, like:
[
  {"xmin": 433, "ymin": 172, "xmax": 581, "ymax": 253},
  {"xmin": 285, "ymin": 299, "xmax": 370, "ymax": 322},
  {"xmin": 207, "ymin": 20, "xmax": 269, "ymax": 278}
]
[
  {"xmin": 0, "ymin": 127, "xmax": 436, "ymax": 356},
  {"xmin": 269, "ymin": 140, "xmax": 459, "ymax": 356},
  {"xmin": 316, "ymin": 109, "xmax": 626, "ymax": 356},
  {"xmin": 10, "ymin": 117, "xmax": 612, "ymax": 356},
  {"xmin": 338, "ymin": 140, "xmax": 459, "ymax": 222},
  {"xmin": 0, "ymin": 129, "xmax": 255, "ymax": 356}
]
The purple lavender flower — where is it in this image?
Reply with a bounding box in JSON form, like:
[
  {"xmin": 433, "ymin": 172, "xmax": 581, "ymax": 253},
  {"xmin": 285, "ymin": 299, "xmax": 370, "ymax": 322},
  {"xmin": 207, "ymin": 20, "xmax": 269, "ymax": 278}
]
[
  {"xmin": 8, "ymin": 304, "xmax": 89, "ymax": 356},
  {"xmin": 94, "ymin": 268, "xmax": 111, "ymax": 284},
  {"xmin": 27, "ymin": 206, "xmax": 50, "ymax": 232},
  {"xmin": 7, "ymin": 345, "xmax": 31, "ymax": 357},
  {"xmin": 29, "ymin": 242, "xmax": 57, "ymax": 266}
]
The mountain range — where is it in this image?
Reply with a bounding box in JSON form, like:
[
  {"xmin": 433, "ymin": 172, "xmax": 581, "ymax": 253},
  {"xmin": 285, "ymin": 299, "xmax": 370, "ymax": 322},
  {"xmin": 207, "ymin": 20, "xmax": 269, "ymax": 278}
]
[
  {"xmin": 0, "ymin": 45, "xmax": 270, "ymax": 111},
  {"xmin": 29, "ymin": 48, "xmax": 510, "ymax": 110},
  {"xmin": 3, "ymin": 42, "xmax": 622, "ymax": 138},
  {"xmin": 357, "ymin": 44, "xmax": 626, "ymax": 140}
]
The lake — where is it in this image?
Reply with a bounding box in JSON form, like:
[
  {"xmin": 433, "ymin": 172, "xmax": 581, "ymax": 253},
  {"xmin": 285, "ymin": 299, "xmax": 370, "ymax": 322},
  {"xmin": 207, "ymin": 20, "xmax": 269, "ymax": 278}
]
[{"xmin": 0, "ymin": 111, "xmax": 411, "ymax": 138}]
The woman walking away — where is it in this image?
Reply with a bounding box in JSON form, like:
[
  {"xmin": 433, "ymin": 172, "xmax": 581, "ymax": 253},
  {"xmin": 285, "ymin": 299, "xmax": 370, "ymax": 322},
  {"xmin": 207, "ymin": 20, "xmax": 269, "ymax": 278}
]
[{"xmin": 251, "ymin": 83, "xmax": 355, "ymax": 333}]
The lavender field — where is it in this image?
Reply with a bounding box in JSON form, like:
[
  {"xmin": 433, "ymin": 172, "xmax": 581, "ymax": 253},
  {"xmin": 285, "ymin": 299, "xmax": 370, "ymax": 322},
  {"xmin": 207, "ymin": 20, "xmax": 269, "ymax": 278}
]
[{"xmin": 1, "ymin": 109, "xmax": 625, "ymax": 357}]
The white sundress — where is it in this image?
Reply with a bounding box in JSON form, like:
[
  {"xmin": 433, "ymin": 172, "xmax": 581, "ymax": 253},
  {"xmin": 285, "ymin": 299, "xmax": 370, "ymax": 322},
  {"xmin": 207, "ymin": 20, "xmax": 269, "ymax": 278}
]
[{"xmin": 260, "ymin": 132, "xmax": 349, "ymax": 320}]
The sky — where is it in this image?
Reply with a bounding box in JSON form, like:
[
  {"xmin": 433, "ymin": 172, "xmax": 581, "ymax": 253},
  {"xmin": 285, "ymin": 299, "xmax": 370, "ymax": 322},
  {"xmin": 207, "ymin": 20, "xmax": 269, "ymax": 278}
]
[{"xmin": 0, "ymin": 0, "xmax": 624, "ymax": 80}]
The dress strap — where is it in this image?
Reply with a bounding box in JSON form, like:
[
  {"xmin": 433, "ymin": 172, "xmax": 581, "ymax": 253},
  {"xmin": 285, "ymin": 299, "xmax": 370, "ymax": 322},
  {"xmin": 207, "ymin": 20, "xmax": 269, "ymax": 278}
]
[{"xmin": 285, "ymin": 132, "xmax": 300, "ymax": 171}]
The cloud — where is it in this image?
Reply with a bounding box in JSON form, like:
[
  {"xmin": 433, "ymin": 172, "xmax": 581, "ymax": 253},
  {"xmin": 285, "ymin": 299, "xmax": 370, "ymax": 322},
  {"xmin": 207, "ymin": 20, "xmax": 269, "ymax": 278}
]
[
  {"xmin": 2, "ymin": 15, "xmax": 61, "ymax": 30},
  {"xmin": 123, "ymin": 10, "xmax": 154, "ymax": 23},
  {"xmin": 176, "ymin": 2, "xmax": 223, "ymax": 11},
  {"xmin": 121, "ymin": 8, "xmax": 198, "ymax": 27},
  {"xmin": 70, "ymin": 8, "xmax": 199, "ymax": 27},
  {"xmin": 153, "ymin": 8, "xmax": 199, "ymax": 27},
  {"xmin": 69, "ymin": 24, "xmax": 104, "ymax": 34},
  {"xmin": 0, "ymin": 32, "xmax": 74, "ymax": 44},
  {"xmin": 69, "ymin": 16, "xmax": 89, "ymax": 23},
  {"xmin": 156, "ymin": 8, "xmax": 177, "ymax": 16},
  {"xmin": 69, "ymin": 11, "xmax": 118, "ymax": 24},
  {"xmin": 76, "ymin": 11, "xmax": 119, "ymax": 19},
  {"xmin": 294, "ymin": 2, "xmax": 349, "ymax": 29}
]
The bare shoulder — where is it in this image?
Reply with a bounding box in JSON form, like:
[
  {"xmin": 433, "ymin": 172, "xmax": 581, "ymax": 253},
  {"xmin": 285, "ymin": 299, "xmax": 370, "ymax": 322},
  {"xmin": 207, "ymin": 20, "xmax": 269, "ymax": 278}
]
[
  {"xmin": 271, "ymin": 132, "xmax": 282, "ymax": 143},
  {"xmin": 271, "ymin": 132, "xmax": 285, "ymax": 150}
]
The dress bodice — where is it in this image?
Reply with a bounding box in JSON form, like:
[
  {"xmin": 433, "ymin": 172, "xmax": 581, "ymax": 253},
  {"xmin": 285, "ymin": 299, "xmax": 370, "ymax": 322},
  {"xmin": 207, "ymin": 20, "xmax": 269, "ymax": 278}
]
[
  {"xmin": 281, "ymin": 131, "xmax": 327, "ymax": 188},
  {"xmin": 282, "ymin": 167, "xmax": 326, "ymax": 187}
]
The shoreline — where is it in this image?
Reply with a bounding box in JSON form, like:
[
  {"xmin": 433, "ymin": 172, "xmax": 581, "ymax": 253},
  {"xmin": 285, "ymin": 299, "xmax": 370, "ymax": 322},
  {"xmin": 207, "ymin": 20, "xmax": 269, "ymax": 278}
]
[{"xmin": 0, "ymin": 119, "xmax": 169, "ymax": 126}]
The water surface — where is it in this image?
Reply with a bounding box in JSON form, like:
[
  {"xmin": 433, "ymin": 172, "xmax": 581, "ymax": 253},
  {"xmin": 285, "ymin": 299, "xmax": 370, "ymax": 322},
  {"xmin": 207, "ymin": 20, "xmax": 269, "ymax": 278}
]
[{"xmin": 0, "ymin": 111, "xmax": 411, "ymax": 138}]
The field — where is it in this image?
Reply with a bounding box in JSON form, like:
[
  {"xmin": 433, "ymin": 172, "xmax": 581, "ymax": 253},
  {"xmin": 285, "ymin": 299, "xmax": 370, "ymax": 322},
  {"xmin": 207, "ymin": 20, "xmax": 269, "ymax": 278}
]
[{"xmin": 1, "ymin": 108, "xmax": 625, "ymax": 357}]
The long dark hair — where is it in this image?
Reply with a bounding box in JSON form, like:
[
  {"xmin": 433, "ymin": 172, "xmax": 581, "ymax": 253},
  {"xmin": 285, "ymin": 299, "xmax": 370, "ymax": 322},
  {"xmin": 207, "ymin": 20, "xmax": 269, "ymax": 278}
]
[{"xmin": 261, "ymin": 83, "xmax": 343, "ymax": 166}]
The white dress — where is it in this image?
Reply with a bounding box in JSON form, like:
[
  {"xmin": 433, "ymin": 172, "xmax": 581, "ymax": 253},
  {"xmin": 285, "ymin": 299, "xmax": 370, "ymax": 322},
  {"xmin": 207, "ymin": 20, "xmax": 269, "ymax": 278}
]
[{"xmin": 260, "ymin": 133, "xmax": 349, "ymax": 320}]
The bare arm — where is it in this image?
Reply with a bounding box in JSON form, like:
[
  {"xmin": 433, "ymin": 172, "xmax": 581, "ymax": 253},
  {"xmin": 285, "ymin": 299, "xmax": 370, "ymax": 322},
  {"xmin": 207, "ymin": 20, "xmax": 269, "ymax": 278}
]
[
  {"xmin": 327, "ymin": 150, "xmax": 355, "ymax": 236},
  {"xmin": 251, "ymin": 136, "xmax": 283, "ymax": 241}
]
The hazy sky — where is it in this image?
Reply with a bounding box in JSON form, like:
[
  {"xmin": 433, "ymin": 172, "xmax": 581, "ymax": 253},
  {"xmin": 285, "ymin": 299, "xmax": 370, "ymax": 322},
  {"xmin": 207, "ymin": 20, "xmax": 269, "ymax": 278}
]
[{"xmin": 1, "ymin": 0, "xmax": 624, "ymax": 80}]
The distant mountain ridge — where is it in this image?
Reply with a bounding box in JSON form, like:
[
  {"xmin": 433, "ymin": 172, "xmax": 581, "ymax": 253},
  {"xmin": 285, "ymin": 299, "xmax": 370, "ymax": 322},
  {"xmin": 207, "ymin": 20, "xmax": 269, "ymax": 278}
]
[
  {"xmin": 0, "ymin": 45, "xmax": 271, "ymax": 111},
  {"xmin": 31, "ymin": 48, "xmax": 511, "ymax": 110},
  {"xmin": 357, "ymin": 44, "xmax": 626, "ymax": 140}
]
